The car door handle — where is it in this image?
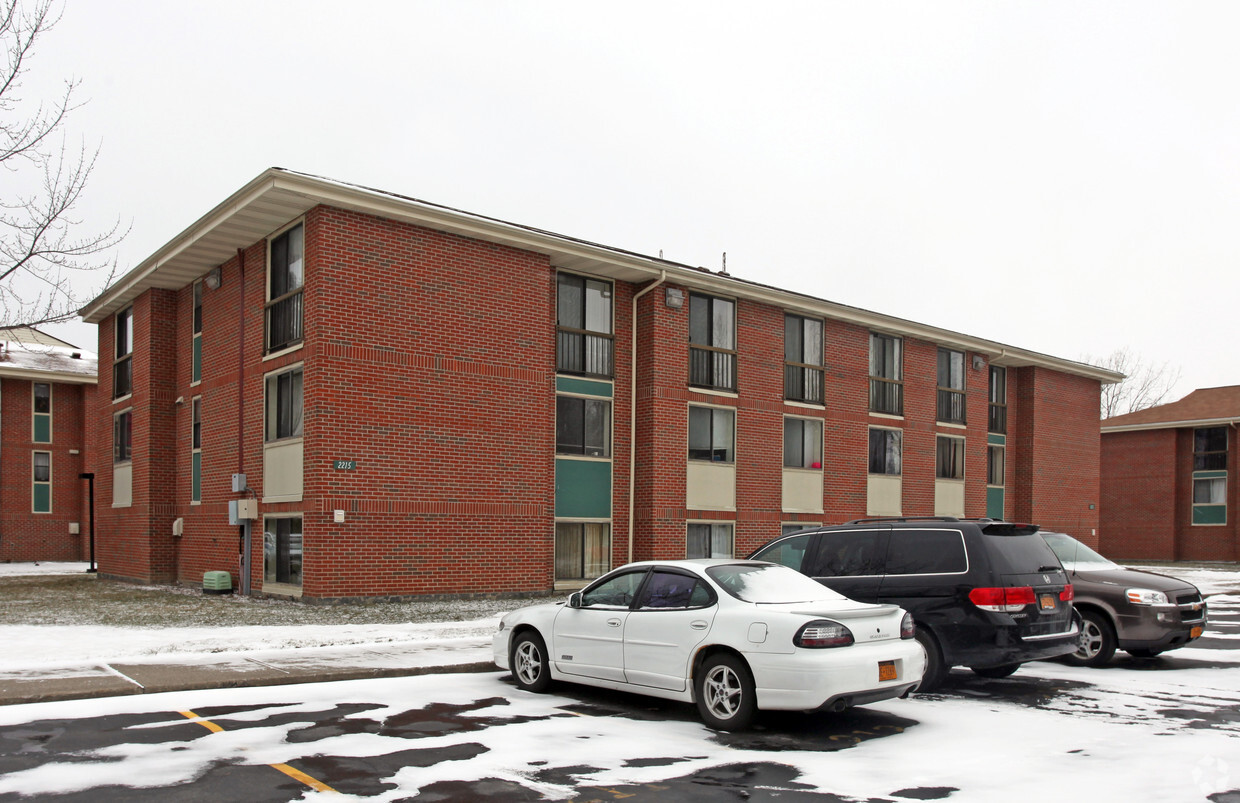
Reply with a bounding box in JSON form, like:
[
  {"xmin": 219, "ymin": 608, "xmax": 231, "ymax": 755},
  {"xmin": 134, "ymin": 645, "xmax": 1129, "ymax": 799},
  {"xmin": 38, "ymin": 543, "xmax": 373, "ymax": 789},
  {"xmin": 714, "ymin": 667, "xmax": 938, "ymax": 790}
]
[
  {"xmin": 607, "ymin": 618, "xmax": 622, "ymax": 628},
  {"xmin": 690, "ymin": 620, "xmax": 708, "ymax": 630}
]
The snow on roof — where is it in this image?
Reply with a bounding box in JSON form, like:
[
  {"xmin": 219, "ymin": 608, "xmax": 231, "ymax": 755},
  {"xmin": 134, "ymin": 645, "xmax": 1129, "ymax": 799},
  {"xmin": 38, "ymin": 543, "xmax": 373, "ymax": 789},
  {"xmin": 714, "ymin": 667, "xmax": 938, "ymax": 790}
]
[{"xmin": 0, "ymin": 328, "xmax": 97, "ymax": 384}]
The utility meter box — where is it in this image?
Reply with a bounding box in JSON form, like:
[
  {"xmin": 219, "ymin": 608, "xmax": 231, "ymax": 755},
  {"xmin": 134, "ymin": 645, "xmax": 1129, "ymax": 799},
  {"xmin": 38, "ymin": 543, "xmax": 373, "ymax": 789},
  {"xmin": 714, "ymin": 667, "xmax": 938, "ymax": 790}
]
[
  {"xmin": 228, "ymin": 499, "xmax": 257, "ymax": 525},
  {"xmin": 231, "ymin": 473, "xmax": 247, "ymax": 493},
  {"xmin": 203, "ymin": 571, "xmax": 232, "ymax": 594}
]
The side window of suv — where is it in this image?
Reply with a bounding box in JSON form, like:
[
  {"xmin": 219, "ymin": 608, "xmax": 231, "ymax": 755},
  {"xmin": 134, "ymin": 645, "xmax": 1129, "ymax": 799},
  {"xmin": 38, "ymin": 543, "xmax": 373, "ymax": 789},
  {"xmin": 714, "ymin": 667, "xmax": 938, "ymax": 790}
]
[
  {"xmin": 810, "ymin": 531, "xmax": 884, "ymax": 577},
  {"xmin": 753, "ymin": 534, "xmax": 814, "ymax": 571},
  {"xmin": 885, "ymin": 529, "xmax": 968, "ymax": 575}
]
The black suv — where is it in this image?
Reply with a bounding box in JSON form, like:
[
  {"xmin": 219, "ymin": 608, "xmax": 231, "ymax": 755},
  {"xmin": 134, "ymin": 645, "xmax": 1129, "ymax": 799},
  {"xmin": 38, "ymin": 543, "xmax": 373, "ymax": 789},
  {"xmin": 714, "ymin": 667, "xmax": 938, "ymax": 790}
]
[{"xmin": 748, "ymin": 517, "xmax": 1080, "ymax": 691}]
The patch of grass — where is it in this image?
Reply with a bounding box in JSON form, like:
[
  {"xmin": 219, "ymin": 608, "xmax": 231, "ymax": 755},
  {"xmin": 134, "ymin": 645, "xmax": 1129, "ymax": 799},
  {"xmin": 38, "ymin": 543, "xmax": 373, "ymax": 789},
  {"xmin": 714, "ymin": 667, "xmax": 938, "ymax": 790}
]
[{"xmin": 0, "ymin": 575, "xmax": 562, "ymax": 628}]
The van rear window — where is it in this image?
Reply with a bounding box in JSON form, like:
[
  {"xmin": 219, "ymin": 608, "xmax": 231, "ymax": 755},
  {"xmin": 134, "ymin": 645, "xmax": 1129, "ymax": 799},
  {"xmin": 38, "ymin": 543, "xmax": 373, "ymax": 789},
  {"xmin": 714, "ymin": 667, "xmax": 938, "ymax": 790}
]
[
  {"xmin": 884, "ymin": 529, "xmax": 967, "ymax": 575},
  {"xmin": 984, "ymin": 533, "xmax": 1062, "ymax": 574}
]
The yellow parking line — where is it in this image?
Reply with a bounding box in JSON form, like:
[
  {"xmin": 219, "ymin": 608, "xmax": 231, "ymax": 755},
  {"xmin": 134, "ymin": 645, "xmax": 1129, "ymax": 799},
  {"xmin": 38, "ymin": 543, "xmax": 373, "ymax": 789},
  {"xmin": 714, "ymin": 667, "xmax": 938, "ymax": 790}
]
[{"xmin": 179, "ymin": 710, "xmax": 339, "ymax": 794}]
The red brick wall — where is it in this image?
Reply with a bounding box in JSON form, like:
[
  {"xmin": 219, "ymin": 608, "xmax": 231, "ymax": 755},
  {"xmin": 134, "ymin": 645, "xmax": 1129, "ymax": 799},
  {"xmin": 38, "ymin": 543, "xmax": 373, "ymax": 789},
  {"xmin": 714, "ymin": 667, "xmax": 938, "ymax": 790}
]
[
  {"xmin": 0, "ymin": 376, "xmax": 91, "ymax": 562},
  {"xmin": 1099, "ymin": 428, "xmax": 1178, "ymax": 559}
]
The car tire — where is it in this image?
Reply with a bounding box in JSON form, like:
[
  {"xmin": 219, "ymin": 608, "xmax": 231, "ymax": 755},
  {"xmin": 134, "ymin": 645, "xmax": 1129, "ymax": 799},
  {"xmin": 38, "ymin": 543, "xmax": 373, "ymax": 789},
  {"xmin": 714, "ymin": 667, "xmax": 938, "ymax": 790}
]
[
  {"xmin": 695, "ymin": 653, "xmax": 757, "ymax": 731},
  {"xmin": 971, "ymin": 662, "xmax": 1020, "ymax": 679},
  {"xmin": 914, "ymin": 627, "xmax": 948, "ymax": 693},
  {"xmin": 1063, "ymin": 610, "xmax": 1117, "ymax": 667},
  {"xmin": 510, "ymin": 631, "xmax": 553, "ymax": 693},
  {"xmin": 1126, "ymin": 648, "xmax": 1163, "ymax": 659}
]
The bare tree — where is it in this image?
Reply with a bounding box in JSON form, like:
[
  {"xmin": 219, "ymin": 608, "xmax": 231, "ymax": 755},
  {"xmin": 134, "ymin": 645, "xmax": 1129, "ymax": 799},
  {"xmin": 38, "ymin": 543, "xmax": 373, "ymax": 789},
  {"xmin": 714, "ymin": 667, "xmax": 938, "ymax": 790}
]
[
  {"xmin": 1089, "ymin": 347, "xmax": 1183, "ymax": 419},
  {"xmin": 1, "ymin": 0, "xmax": 123, "ymax": 332}
]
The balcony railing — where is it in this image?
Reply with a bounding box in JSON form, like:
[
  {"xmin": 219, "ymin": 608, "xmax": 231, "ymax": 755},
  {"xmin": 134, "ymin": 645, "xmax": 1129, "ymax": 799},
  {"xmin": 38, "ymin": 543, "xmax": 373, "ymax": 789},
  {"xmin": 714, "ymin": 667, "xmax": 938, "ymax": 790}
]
[
  {"xmin": 557, "ymin": 330, "xmax": 614, "ymax": 377},
  {"xmin": 266, "ymin": 291, "xmax": 304, "ymax": 353},
  {"xmin": 937, "ymin": 389, "xmax": 966, "ymax": 424},
  {"xmin": 690, "ymin": 347, "xmax": 736, "ymax": 391},
  {"xmin": 785, "ymin": 364, "xmax": 824, "ymax": 404},
  {"xmin": 869, "ymin": 377, "xmax": 903, "ymax": 416}
]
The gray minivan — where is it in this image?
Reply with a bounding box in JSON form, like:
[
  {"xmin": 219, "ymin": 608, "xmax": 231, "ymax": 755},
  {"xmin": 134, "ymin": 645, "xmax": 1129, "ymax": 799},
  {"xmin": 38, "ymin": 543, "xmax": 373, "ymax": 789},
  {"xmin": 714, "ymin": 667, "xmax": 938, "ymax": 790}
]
[{"xmin": 1041, "ymin": 532, "xmax": 1207, "ymax": 666}]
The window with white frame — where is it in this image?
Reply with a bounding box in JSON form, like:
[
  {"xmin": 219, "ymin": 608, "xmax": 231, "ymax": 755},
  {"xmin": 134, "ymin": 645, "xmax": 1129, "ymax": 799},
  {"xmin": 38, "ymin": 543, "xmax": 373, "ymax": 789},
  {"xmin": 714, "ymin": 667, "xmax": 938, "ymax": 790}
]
[
  {"xmin": 265, "ymin": 367, "xmax": 303, "ymax": 442},
  {"xmin": 937, "ymin": 348, "xmax": 966, "ymax": 424},
  {"xmin": 556, "ymin": 273, "xmax": 613, "ymax": 378},
  {"xmin": 689, "ymin": 293, "xmax": 736, "ymax": 391},
  {"xmin": 192, "ymin": 279, "xmax": 203, "ymax": 384},
  {"xmin": 263, "ymin": 515, "xmax": 303, "ymax": 588},
  {"xmin": 32, "ymin": 382, "xmax": 51, "ymax": 443},
  {"xmin": 555, "ymin": 522, "xmax": 611, "ymax": 581},
  {"xmin": 191, "ymin": 396, "xmax": 202, "ymax": 502},
  {"xmin": 936, "ymin": 435, "xmax": 965, "ymax": 480},
  {"xmin": 113, "ymin": 409, "xmax": 132, "ymax": 463},
  {"xmin": 987, "ymin": 444, "xmax": 1005, "ymax": 486},
  {"xmin": 989, "ymin": 366, "xmax": 1007, "ymax": 434},
  {"xmin": 114, "ymin": 307, "xmax": 133, "ymax": 399},
  {"xmin": 688, "ymin": 406, "xmax": 735, "ymax": 462},
  {"xmin": 1194, "ymin": 427, "xmax": 1227, "ymax": 471},
  {"xmin": 784, "ymin": 417, "xmax": 823, "ymax": 469},
  {"xmin": 869, "ymin": 333, "xmax": 902, "ymax": 415},
  {"xmin": 868, "ymin": 427, "xmax": 902, "ymax": 475},
  {"xmin": 32, "ymin": 451, "xmax": 51, "ymax": 513},
  {"xmin": 784, "ymin": 314, "xmax": 824, "ymax": 403},
  {"xmin": 266, "ymin": 223, "xmax": 304, "ymax": 354},
  {"xmin": 556, "ymin": 396, "xmax": 611, "ymax": 457},
  {"xmin": 687, "ymin": 522, "xmax": 733, "ymax": 558}
]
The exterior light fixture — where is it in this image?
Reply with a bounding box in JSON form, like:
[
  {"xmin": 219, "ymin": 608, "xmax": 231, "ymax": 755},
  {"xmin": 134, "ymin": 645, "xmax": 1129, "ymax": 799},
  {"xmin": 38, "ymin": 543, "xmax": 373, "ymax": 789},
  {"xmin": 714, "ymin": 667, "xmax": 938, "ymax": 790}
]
[{"xmin": 205, "ymin": 267, "xmax": 222, "ymax": 290}]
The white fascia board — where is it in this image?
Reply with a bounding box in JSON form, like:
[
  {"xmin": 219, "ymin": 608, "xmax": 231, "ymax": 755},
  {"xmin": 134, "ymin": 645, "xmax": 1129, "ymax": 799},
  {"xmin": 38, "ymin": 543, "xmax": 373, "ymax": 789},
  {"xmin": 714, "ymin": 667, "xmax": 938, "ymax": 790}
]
[
  {"xmin": 0, "ymin": 367, "xmax": 98, "ymax": 384},
  {"xmin": 1102, "ymin": 418, "xmax": 1240, "ymax": 434}
]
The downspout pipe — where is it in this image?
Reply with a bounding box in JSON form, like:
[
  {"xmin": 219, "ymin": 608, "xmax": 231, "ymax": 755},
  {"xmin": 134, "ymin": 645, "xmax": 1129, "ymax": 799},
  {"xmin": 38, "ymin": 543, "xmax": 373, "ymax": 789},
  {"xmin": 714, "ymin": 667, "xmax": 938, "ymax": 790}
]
[{"xmin": 628, "ymin": 271, "xmax": 666, "ymax": 564}]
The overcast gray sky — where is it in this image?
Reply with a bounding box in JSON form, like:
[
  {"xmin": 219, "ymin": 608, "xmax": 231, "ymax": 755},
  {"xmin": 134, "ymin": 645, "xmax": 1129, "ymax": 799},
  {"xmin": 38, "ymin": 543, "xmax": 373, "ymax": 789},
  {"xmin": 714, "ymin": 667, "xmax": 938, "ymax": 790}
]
[{"xmin": 29, "ymin": 1, "xmax": 1239, "ymax": 399}]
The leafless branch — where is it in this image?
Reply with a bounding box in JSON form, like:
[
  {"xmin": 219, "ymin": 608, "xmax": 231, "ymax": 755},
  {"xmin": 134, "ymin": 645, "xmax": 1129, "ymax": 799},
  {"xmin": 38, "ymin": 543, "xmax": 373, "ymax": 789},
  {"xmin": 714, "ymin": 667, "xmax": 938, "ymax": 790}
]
[{"xmin": 1087, "ymin": 347, "xmax": 1183, "ymax": 419}]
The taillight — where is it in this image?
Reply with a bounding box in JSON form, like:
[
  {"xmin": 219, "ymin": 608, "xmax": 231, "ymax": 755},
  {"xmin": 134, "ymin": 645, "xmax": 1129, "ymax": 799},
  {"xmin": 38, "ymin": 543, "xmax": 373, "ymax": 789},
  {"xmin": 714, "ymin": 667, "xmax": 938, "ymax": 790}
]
[
  {"xmin": 900, "ymin": 611, "xmax": 915, "ymax": 640},
  {"xmin": 1060, "ymin": 584, "xmax": 1074, "ymax": 602},
  {"xmin": 794, "ymin": 620, "xmax": 854, "ymax": 648},
  {"xmin": 969, "ymin": 586, "xmax": 1036, "ymax": 612}
]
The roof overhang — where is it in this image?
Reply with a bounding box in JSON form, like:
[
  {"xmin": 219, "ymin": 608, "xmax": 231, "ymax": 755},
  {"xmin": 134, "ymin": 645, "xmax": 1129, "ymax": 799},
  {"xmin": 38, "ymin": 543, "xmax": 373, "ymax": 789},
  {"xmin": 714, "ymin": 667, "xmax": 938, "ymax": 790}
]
[
  {"xmin": 0, "ymin": 366, "xmax": 97, "ymax": 384},
  {"xmin": 1102, "ymin": 417, "xmax": 1240, "ymax": 434},
  {"xmin": 81, "ymin": 168, "xmax": 1124, "ymax": 385}
]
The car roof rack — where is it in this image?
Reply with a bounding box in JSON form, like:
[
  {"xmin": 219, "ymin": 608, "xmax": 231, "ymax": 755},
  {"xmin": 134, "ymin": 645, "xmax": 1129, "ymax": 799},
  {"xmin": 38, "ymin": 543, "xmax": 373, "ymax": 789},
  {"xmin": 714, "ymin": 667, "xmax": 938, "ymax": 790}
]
[{"xmin": 845, "ymin": 516, "xmax": 965, "ymax": 524}]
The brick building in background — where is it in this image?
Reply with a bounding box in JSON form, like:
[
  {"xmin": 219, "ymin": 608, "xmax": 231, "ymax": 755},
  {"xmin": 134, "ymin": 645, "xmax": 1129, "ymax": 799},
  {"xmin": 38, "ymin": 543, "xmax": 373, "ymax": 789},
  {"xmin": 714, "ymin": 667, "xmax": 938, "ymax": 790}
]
[
  {"xmin": 0, "ymin": 328, "xmax": 97, "ymax": 563},
  {"xmin": 1101, "ymin": 387, "xmax": 1240, "ymax": 562},
  {"xmin": 79, "ymin": 169, "xmax": 1121, "ymax": 600}
]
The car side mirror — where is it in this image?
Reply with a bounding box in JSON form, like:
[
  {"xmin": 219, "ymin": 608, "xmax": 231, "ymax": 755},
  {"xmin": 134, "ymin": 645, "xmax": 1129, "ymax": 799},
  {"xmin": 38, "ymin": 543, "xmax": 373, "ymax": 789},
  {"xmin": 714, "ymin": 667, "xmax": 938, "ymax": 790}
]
[{"xmin": 568, "ymin": 592, "xmax": 582, "ymax": 609}]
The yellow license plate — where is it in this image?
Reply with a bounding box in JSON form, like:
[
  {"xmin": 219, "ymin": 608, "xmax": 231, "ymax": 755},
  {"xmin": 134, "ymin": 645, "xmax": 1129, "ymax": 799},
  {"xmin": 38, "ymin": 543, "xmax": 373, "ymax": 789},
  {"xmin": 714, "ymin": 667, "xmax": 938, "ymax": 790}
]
[
  {"xmin": 1039, "ymin": 594, "xmax": 1056, "ymax": 611},
  {"xmin": 1191, "ymin": 626, "xmax": 1204, "ymax": 639},
  {"xmin": 879, "ymin": 661, "xmax": 897, "ymax": 682}
]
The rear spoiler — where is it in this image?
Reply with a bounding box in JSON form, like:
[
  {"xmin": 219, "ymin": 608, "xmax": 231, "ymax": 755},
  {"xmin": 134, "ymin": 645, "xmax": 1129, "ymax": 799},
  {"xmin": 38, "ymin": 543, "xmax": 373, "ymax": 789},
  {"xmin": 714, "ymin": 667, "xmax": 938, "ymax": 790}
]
[{"xmin": 982, "ymin": 522, "xmax": 1041, "ymax": 536}]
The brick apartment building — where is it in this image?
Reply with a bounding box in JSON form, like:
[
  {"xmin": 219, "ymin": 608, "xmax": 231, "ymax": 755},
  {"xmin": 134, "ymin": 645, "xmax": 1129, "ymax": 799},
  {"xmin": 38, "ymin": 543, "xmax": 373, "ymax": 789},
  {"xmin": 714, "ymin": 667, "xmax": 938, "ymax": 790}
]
[
  {"xmin": 0, "ymin": 328, "xmax": 97, "ymax": 563},
  {"xmin": 79, "ymin": 168, "xmax": 1121, "ymax": 600},
  {"xmin": 1101, "ymin": 386, "xmax": 1240, "ymax": 562}
]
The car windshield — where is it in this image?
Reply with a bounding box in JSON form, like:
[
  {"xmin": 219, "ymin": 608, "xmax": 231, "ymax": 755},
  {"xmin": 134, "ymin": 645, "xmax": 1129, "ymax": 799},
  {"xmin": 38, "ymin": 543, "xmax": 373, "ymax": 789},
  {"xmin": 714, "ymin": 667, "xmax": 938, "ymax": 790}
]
[
  {"xmin": 1042, "ymin": 532, "xmax": 1118, "ymax": 570},
  {"xmin": 706, "ymin": 563, "xmax": 847, "ymax": 604}
]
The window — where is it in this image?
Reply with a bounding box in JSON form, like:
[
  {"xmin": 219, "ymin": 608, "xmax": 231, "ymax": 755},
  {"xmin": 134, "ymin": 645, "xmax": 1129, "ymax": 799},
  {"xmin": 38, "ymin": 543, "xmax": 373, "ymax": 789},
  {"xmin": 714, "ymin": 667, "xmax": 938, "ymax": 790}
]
[
  {"xmin": 581, "ymin": 569, "xmax": 645, "ymax": 607},
  {"xmin": 810, "ymin": 530, "xmax": 886, "ymax": 577},
  {"xmin": 869, "ymin": 333, "xmax": 902, "ymax": 415},
  {"xmin": 192, "ymin": 280, "xmax": 203, "ymax": 384},
  {"xmin": 988, "ymin": 445, "xmax": 1005, "ymax": 486},
  {"xmin": 936, "ymin": 436, "xmax": 965, "ymax": 480},
  {"xmin": 689, "ymin": 293, "xmax": 736, "ymax": 391},
  {"xmin": 263, "ymin": 516, "xmax": 303, "ymax": 587},
  {"xmin": 265, "ymin": 367, "xmax": 303, "ymax": 442},
  {"xmin": 114, "ymin": 307, "xmax": 133, "ymax": 399},
  {"xmin": 1193, "ymin": 477, "xmax": 1225, "ymax": 505},
  {"xmin": 989, "ymin": 366, "xmax": 1007, "ymax": 434},
  {"xmin": 33, "ymin": 383, "xmax": 51, "ymax": 443},
  {"xmin": 1194, "ymin": 427, "xmax": 1227, "ymax": 471},
  {"xmin": 32, "ymin": 452, "xmax": 51, "ymax": 513},
  {"xmin": 555, "ymin": 522, "xmax": 611, "ymax": 581},
  {"xmin": 266, "ymin": 223, "xmax": 304, "ymax": 353},
  {"xmin": 937, "ymin": 349, "xmax": 966, "ymax": 424},
  {"xmin": 884, "ymin": 530, "xmax": 968, "ymax": 575},
  {"xmin": 113, "ymin": 410, "xmax": 132, "ymax": 463},
  {"xmin": 688, "ymin": 406, "xmax": 735, "ymax": 462},
  {"xmin": 556, "ymin": 273, "xmax": 613, "ymax": 377},
  {"xmin": 784, "ymin": 314, "xmax": 824, "ymax": 403},
  {"xmin": 868, "ymin": 428, "xmax": 902, "ymax": 475},
  {"xmin": 783, "ymin": 417, "xmax": 822, "ymax": 469},
  {"xmin": 687, "ymin": 522, "xmax": 733, "ymax": 558},
  {"xmin": 191, "ymin": 397, "xmax": 202, "ymax": 503},
  {"xmin": 757, "ymin": 532, "xmax": 813, "ymax": 571},
  {"xmin": 637, "ymin": 571, "xmax": 713, "ymax": 609},
  {"xmin": 556, "ymin": 396, "xmax": 611, "ymax": 457}
]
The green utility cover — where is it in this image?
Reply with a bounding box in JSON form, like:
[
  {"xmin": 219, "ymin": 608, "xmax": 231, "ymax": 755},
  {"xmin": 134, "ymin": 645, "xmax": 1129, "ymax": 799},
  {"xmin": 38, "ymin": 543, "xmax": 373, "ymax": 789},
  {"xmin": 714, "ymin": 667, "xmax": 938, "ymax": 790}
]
[{"xmin": 203, "ymin": 571, "xmax": 233, "ymax": 592}]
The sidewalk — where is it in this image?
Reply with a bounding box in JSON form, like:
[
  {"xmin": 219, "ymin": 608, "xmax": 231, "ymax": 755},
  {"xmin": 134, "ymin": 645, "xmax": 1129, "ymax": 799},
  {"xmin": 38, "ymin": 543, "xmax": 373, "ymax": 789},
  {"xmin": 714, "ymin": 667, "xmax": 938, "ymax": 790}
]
[{"xmin": 0, "ymin": 642, "xmax": 496, "ymax": 707}]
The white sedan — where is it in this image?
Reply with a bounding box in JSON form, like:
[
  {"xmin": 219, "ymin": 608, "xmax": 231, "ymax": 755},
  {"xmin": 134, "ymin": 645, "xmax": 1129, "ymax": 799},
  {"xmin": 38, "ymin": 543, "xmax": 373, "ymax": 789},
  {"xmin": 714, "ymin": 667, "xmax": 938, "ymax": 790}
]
[{"xmin": 493, "ymin": 559, "xmax": 925, "ymax": 730}]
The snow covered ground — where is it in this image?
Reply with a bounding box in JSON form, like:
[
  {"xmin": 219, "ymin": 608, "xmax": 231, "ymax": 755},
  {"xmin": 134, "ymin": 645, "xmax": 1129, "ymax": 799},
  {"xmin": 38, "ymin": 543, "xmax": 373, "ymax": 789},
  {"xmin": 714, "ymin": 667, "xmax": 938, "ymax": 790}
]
[{"xmin": 1, "ymin": 561, "xmax": 1238, "ymax": 801}]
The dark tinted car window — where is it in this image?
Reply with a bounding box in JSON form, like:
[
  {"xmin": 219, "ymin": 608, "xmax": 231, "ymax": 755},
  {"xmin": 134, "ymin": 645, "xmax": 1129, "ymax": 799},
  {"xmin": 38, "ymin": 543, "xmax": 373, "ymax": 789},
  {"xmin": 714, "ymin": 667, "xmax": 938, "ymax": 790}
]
[
  {"xmin": 811, "ymin": 531, "xmax": 884, "ymax": 577},
  {"xmin": 984, "ymin": 533, "xmax": 1063, "ymax": 574},
  {"xmin": 884, "ymin": 529, "xmax": 967, "ymax": 575},
  {"xmin": 752, "ymin": 534, "xmax": 813, "ymax": 571},
  {"xmin": 637, "ymin": 571, "xmax": 713, "ymax": 609}
]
